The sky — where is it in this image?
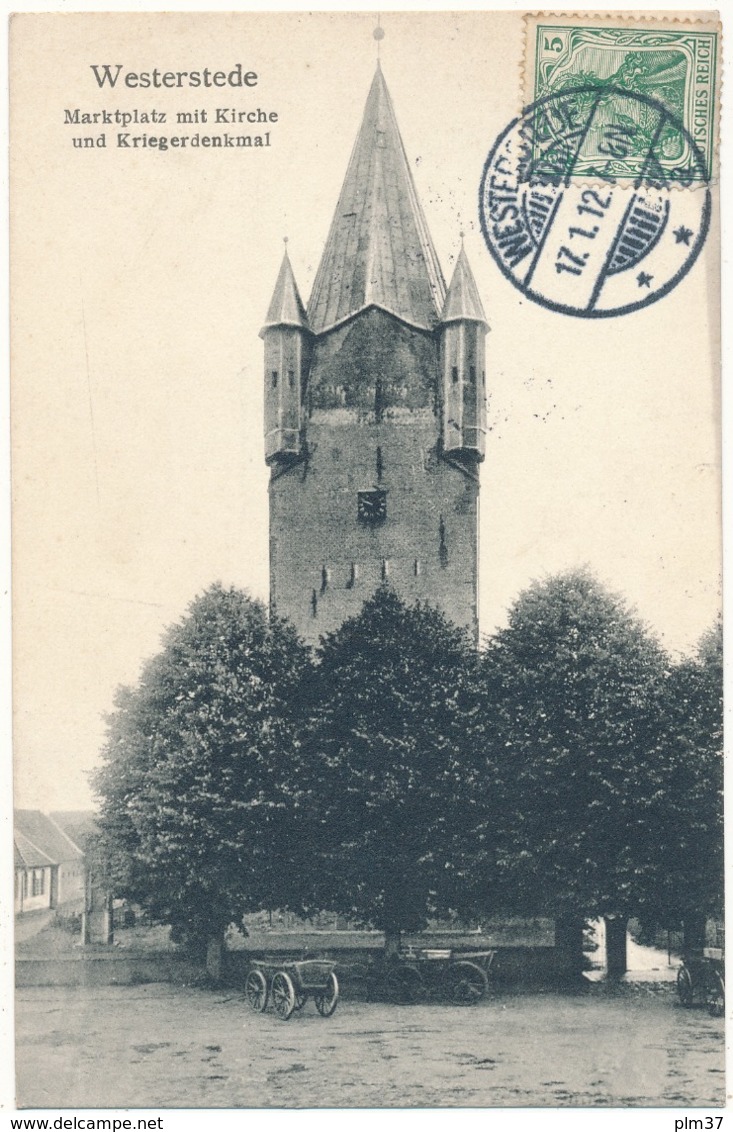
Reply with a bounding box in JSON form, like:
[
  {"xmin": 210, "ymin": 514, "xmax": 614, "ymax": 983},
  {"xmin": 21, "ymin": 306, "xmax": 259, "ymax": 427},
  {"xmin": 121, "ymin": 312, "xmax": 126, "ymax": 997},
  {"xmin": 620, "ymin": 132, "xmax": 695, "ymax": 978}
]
[{"xmin": 9, "ymin": 9, "xmax": 722, "ymax": 813}]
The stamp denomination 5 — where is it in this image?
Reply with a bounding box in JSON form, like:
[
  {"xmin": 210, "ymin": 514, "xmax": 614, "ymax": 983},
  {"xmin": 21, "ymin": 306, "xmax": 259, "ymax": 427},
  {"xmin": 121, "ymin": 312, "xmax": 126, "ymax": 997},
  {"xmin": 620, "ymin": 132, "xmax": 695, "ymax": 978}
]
[{"xmin": 524, "ymin": 14, "xmax": 720, "ymax": 183}]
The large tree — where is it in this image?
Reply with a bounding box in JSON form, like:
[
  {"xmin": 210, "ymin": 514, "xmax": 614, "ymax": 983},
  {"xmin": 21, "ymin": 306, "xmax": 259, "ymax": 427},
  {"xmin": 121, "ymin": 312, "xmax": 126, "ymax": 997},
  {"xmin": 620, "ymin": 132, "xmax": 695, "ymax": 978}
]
[
  {"xmin": 303, "ymin": 587, "xmax": 481, "ymax": 954},
  {"xmin": 474, "ymin": 569, "xmax": 671, "ymax": 929},
  {"xmin": 94, "ymin": 584, "xmax": 311, "ymax": 962},
  {"xmin": 633, "ymin": 619, "xmax": 724, "ymax": 945}
]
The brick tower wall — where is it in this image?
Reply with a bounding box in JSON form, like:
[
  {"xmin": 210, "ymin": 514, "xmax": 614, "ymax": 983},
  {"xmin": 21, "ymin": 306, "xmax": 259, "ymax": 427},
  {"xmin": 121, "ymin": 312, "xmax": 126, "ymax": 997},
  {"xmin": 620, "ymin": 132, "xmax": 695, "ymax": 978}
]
[{"xmin": 268, "ymin": 310, "xmax": 479, "ymax": 648}]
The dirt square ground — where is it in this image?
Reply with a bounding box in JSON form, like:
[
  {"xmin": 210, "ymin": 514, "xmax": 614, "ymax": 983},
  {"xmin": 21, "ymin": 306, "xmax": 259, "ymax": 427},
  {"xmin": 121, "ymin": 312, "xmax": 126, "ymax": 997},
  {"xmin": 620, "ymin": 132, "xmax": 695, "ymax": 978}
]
[{"xmin": 15, "ymin": 980, "xmax": 726, "ymax": 1108}]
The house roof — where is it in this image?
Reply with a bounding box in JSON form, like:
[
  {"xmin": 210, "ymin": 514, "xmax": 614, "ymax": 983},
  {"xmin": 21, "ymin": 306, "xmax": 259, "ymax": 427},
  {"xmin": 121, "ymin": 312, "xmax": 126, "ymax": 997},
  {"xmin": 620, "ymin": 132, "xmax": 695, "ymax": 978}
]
[
  {"xmin": 14, "ymin": 828, "xmax": 55, "ymax": 869},
  {"xmin": 307, "ymin": 64, "xmax": 446, "ymax": 336},
  {"xmin": 15, "ymin": 810, "xmax": 85, "ymax": 863},
  {"xmin": 261, "ymin": 249, "xmax": 310, "ymax": 335},
  {"xmin": 49, "ymin": 811, "xmax": 98, "ymax": 852},
  {"xmin": 441, "ymin": 245, "xmax": 489, "ymax": 327}
]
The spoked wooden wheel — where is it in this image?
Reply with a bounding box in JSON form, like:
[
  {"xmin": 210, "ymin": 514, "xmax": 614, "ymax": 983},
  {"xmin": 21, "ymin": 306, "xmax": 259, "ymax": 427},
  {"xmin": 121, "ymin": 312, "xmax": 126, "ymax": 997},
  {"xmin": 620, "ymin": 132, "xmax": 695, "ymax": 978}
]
[
  {"xmin": 314, "ymin": 972, "xmax": 339, "ymax": 1017},
  {"xmin": 244, "ymin": 969, "xmax": 268, "ymax": 1012},
  {"xmin": 271, "ymin": 971, "xmax": 296, "ymax": 1021},
  {"xmin": 385, "ymin": 964, "xmax": 424, "ymax": 1004},
  {"xmin": 707, "ymin": 972, "xmax": 725, "ymax": 1018},
  {"xmin": 446, "ymin": 961, "xmax": 489, "ymax": 1005},
  {"xmin": 677, "ymin": 965, "xmax": 694, "ymax": 1007}
]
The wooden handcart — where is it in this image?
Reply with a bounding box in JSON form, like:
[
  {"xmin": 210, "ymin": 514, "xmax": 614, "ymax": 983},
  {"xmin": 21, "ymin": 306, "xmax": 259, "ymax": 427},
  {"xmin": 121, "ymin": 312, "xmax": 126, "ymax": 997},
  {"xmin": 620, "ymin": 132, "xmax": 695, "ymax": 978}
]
[
  {"xmin": 677, "ymin": 945, "xmax": 725, "ymax": 1017},
  {"xmin": 245, "ymin": 958, "xmax": 340, "ymax": 1021},
  {"xmin": 374, "ymin": 947, "xmax": 496, "ymax": 1005}
]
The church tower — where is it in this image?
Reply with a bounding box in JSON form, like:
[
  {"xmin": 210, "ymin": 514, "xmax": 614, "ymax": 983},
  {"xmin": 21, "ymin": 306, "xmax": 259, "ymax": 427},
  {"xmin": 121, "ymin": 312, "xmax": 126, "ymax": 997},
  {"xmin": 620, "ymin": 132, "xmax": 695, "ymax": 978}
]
[{"xmin": 262, "ymin": 64, "xmax": 488, "ymax": 647}]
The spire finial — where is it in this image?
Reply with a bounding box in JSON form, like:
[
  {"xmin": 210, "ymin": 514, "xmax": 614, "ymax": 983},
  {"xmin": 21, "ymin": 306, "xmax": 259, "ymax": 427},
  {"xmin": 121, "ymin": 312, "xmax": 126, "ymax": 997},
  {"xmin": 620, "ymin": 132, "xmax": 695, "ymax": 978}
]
[
  {"xmin": 459, "ymin": 230, "xmax": 465, "ymax": 245},
  {"xmin": 283, "ymin": 236, "xmax": 289, "ymax": 246},
  {"xmin": 373, "ymin": 15, "xmax": 385, "ymax": 60}
]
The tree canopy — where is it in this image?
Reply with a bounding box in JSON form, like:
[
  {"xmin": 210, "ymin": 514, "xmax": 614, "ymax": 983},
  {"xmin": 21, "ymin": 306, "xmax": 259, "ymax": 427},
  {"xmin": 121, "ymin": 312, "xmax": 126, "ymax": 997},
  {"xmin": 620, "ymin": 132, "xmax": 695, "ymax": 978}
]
[
  {"xmin": 94, "ymin": 572, "xmax": 722, "ymax": 964},
  {"xmin": 473, "ymin": 569, "xmax": 672, "ymax": 922},
  {"xmin": 302, "ymin": 587, "xmax": 481, "ymax": 950},
  {"xmin": 633, "ymin": 618, "xmax": 724, "ymax": 940},
  {"xmin": 93, "ymin": 584, "xmax": 310, "ymax": 954}
]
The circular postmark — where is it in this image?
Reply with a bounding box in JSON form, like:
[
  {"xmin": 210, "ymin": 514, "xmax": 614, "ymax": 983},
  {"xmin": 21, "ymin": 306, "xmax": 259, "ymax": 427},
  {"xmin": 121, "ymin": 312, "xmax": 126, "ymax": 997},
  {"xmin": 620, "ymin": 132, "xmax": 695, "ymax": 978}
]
[{"xmin": 479, "ymin": 86, "xmax": 711, "ymax": 317}]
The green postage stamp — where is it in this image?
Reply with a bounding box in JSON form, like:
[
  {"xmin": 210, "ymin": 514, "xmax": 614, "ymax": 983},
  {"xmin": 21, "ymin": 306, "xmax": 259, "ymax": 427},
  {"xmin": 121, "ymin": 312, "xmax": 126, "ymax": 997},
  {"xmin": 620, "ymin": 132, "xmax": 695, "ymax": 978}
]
[{"xmin": 524, "ymin": 14, "xmax": 720, "ymax": 182}]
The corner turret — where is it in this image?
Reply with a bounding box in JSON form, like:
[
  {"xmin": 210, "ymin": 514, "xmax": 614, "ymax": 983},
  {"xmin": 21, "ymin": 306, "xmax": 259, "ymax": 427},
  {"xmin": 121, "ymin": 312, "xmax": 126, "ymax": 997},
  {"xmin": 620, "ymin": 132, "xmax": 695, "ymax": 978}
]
[
  {"xmin": 439, "ymin": 244, "xmax": 488, "ymax": 461},
  {"xmin": 260, "ymin": 248, "xmax": 311, "ymax": 464}
]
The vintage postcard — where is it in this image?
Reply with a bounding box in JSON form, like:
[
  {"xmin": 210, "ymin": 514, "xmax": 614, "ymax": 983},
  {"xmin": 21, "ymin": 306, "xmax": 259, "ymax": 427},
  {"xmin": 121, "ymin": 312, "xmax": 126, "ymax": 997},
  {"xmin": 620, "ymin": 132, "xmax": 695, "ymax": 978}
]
[{"xmin": 8, "ymin": 8, "xmax": 724, "ymax": 1118}]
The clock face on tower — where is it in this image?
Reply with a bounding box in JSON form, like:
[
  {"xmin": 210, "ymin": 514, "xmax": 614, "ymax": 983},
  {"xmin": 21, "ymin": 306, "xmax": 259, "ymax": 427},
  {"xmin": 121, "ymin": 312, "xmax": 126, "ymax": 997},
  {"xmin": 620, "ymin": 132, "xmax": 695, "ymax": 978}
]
[{"xmin": 357, "ymin": 489, "xmax": 387, "ymax": 523}]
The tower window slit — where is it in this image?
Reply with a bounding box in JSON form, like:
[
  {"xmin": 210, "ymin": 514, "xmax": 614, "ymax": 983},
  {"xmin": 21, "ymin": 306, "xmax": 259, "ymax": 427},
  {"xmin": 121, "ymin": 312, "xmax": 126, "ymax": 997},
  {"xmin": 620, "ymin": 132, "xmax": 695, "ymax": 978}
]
[
  {"xmin": 451, "ymin": 366, "xmax": 459, "ymax": 385},
  {"xmin": 271, "ymin": 370, "xmax": 278, "ymax": 388},
  {"xmin": 414, "ymin": 559, "xmax": 421, "ymax": 577},
  {"xmin": 439, "ymin": 515, "xmax": 449, "ymax": 567},
  {"xmin": 469, "ymin": 365, "xmax": 476, "ymax": 385},
  {"xmin": 321, "ymin": 565, "xmax": 330, "ymax": 593},
  {"xmin": 382, "ymin": 559, "xmax": 389, "ymax": 581},
  {"xmin": 288, "ymin": 369, "xmax": 295, "ymax": 388},
  {"xmin": 347, "ymin": 562, "xmax": 359, "ymax": 589},
  {"xmin": 311, "ymin": 589, "xmax": 318, "ymax": 617},
  {"xmin": 375, "ymin": 378, "xmax": 385, "ymax": 422},
  {"xmin": 376, "ymin": 446, "xmax": 384, "ymax": 481}
]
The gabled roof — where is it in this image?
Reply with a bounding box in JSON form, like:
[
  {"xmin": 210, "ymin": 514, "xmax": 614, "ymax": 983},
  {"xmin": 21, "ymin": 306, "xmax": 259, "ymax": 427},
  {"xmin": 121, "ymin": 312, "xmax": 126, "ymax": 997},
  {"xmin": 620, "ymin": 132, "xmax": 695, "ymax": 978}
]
[
  {"xmin": 260, "ymin": 250, "xmax": 310, "ymax": 335},
  {"xmin": 15, "ymin": 810, "xmax": 84, "ymax": 863},
  {"xmin": 14, "ymin": 828, "xmax": 55, "ymax": 870},
  {"xmin": 307, "ymin": 64, "xmax": 446, "ymax": 335},
  {"xmin": 441, "ymin": 245, "xmax": 488, "ymax": 327},
  {"xmin": 49, "ymin": 811, "xmax": 97, "ymax": 852}
]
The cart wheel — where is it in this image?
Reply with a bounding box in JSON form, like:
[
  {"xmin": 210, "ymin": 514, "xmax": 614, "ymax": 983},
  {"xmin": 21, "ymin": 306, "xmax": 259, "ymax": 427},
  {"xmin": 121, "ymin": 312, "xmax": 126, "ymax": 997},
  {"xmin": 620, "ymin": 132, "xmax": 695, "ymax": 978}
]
[
  {"xmin": 271, "ymin": 971, "xmax": 296, "ymax": 1021},
  {"xmin": 385, "ymin": 964, "xmax": 424, "ymax": 1005},
  {"xmin": 315, "ymin": 972, "xmax": 339, "ymax": 1017},
  {"xmin": 244, "ymin": 969, "xmax": 268, "ymax": 1013},
  {"xmin": 707, "ymin": 972, "xmax": 725, "ymax": 1018},
  {"xmin": 446, "ymin": 961, "xmax": 489, "ymax": 1005},
  {"xmin": 677, "ymin": 965, "xmax": 694, "ymax": 1007}
]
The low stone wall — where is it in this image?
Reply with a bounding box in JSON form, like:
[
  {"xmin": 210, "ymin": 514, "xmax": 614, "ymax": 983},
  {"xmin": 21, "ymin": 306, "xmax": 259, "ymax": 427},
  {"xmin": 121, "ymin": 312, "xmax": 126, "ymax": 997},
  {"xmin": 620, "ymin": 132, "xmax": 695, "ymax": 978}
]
[
  {"xmin": 17, "ymin": 924, "xmax": 576, "ymax": 989},
  {"xmin": 16, "ymin": 945, "xmax": 568, "ymax": 989},
  {"xmin": 16, "ymin": 953, "xmax": 199, "ymax": 988}
]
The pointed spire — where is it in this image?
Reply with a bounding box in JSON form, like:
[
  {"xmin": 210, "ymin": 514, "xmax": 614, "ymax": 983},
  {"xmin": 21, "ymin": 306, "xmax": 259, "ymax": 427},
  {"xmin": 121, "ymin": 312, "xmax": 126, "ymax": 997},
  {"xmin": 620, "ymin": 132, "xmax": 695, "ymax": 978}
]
[
  {"xmin": 261, "ymin": 247, "xmax": 311, "ymax": 335},
  {"xmin": 307, "ymin": 67, "xmax": 446, "ymax": 335},
  {"xmin": 441, "ymin": 245, "xmax": 488, "ymax": 327}
]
